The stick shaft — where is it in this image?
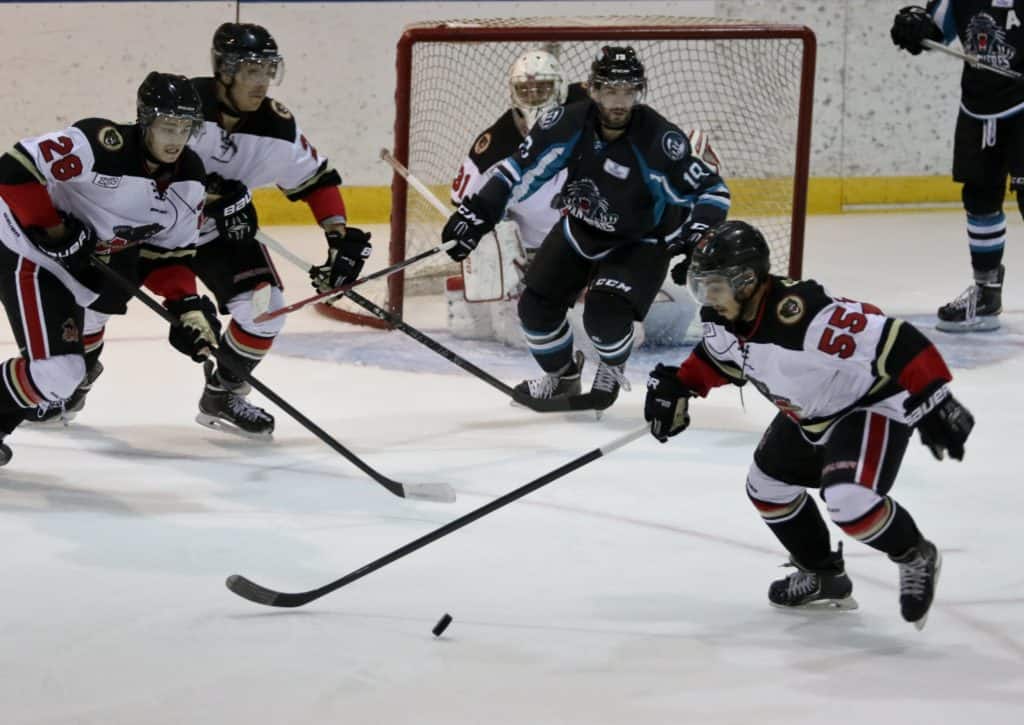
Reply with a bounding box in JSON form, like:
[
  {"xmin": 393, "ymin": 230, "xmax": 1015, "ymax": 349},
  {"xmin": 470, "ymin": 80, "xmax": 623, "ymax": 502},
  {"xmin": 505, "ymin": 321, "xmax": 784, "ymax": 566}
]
[{"xmin": 380, "ymin": 148, "xmax": 452, "ymax": 219}]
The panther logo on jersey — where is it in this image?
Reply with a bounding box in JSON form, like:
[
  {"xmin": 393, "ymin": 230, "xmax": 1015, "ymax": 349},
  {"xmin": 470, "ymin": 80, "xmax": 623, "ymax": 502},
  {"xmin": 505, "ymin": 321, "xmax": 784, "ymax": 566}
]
[
  {"xmin": 966, "ymin": 12, "xmax": 1016, "ymax": 68},
  {"xmin": 537, "ymin": 106, "xmax": 564, "ymax": 130},
  {"xmin": 271, "ymin": 99, "xmax": 293, "ymax": 119},
  {"xmin": 563, "ymin": 177, "xmax": 619, "ymax": 232},
  {"xmin": 777, "ymin": 295, "xmax": 805, "ymax": 324},
  {"xmin": 213, "ymin": 129, "xmax": 238, "ymax": 163},
  {"xmin": 661, "ymin": 130, "xmax": 688, "ymax": 161},
  {"xmin": 60, "ymin": 318, "xmax": 80, "ymax": 344},
  {"xmin": 98, "ymin": 126, "xmax": 124, "ymax": 151},
  {"xmin": 473, "ymin": 132, "xmax": 491, "ymax": 155}
]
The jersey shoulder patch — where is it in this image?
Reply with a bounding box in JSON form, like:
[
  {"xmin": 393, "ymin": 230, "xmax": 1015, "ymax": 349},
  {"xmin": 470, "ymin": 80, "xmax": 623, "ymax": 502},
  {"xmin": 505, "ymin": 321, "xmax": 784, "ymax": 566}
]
[
  {"xmin": 467, "ymin": 110, "xmax": 522, "ymax": 169},
  {"xmin": 237, "ymin": 96, "xmax": 299, "ymax": 142},
  {"xmin": 72, "ymin": 118, "xmax": 143, "ymax": 176},
  {"xmin": 759, "ymin": 277, "xmax": 833, "ymax": 349}
]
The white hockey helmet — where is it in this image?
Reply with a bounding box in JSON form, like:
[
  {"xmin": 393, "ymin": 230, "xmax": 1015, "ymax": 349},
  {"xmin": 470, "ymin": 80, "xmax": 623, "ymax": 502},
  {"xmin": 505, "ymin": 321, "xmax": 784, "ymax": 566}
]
[{"xmin": 509, "ymin": 49, "xmax": 567, "ymax": 130}]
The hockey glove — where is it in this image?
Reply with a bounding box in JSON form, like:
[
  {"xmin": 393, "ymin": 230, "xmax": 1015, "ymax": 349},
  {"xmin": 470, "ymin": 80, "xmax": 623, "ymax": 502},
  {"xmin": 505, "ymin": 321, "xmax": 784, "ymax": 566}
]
[
  {"xmin": 644, "ymin": 363, "xmax": 694, "ymax": 443},
  {"xmin": 668, "ymin": 221, "xmax": 711, "ymax": 286},
  {"xmin": 27, "ymin": 214, "xmax": 97, "ymax": 275},
  {"xmin": 903, "ymin": 381, "xmax": 974, "ymax": 461},
  {"xmin": 166, "ymin": 294, "xmax": 222, "ymax": 363},
  {"xmin": 891, "ymin": 6, "xmax": 942, "ymax": 55},
  {"xmin": 443, "ymin": 197, "xmax": 494, "ymax": 262},
  {"xmin": 310, "ymin": 227, "xmax": 373, "ymax": 292},
  {"xmin": 204, "ymin": 177, "xmax": 258, "ymax": 243}
]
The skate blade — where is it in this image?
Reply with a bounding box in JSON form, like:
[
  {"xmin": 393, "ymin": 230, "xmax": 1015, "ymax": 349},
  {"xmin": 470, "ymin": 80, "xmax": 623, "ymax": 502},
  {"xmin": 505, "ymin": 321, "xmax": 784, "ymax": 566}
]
[
  {"xmin": 935, "ymin": 316, "xmax": 1000, "ymax": 333},
  {"xmin": 195, "ymin": 412, "xmax": 273, "ymax": 441},
  {"xmin": 24, "ymin": 413, "xmax": 77, "ymax": 428},
  {"xmin": 771, "ymin": 595, "xmax": 859, "ymax": 612}
]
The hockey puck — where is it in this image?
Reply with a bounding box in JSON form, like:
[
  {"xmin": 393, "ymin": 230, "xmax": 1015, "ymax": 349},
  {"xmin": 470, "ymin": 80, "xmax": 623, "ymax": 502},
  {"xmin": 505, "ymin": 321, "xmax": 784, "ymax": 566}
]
[{"xmin": 432, "ymin": 613, "xmax": 453, "ymax": 637}]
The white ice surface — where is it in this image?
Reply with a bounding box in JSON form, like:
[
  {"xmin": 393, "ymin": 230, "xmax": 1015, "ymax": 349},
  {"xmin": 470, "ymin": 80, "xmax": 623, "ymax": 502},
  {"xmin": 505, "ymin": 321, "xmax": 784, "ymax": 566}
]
[{"xmin": 1, "ymin": 213, "xmax": 1022, "ymax": 724}]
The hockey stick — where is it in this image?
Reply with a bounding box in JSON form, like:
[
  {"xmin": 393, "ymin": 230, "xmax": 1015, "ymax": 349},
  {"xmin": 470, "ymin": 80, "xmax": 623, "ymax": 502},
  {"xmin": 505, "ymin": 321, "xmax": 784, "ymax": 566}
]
[
  {"xmin": 225, "ymin": 424, "xmax": 649, "ymax": 607},
  {"xmin": 921, "ymin": 38, "xmax": 1024, "ymax": 80},
  {"xmin": 252, "ymin": 238, "xmax": 458, "ymax": 323},
  {"xmin": 380, "ymin": 148, "xmax": 452, "ymax": 218},
  {"xmin": 255, "ymin": 231, "xmax": 516, "ymax": 399},
  {"xmin": 86, "ymin": 256, "xmax": 456, "ymax": 504},
  {"xmin": 254, "ymin": 231, "xmax": 599, "ymax": 413}
]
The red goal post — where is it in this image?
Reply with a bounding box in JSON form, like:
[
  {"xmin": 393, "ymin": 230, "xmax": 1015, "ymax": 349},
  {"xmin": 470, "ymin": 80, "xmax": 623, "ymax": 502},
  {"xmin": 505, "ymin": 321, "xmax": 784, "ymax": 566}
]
[{"xmin": 321, "ymin": 17, "xmax": 816, "ymax": 328}]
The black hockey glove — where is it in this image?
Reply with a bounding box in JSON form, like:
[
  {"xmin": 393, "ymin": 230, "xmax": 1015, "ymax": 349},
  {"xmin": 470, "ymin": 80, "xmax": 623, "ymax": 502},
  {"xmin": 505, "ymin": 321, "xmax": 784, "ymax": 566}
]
[
  {"xmin": 891, "ymin": 6, "xmax": 943, "ymax": 55},
  {"xmin": 27, "ymin": 214, "xmax": 97, "ymax": 275},
  {"xmin": 165, "ymin": 294, "xmax": 222, "ymax": 363},
  {"xmin": 904, "ymin": 381, "xmax": 975, "ymax": 461},
  {"xmin": 668, "ymin": 220, "xmax": 711, "ymax": 286},
  {"xmin": 204, "ymin": 177, "xmax": 258, "ymax": 243},
  {"xmin": 310, "ymin": 227, "xmax": 373, "ymax": 292},
  {"xmin": 443, "ymin": 197, "xmax": 494, "ymax": 262},
  {"xmin": 644, "ymin": 363, "xmax": 694, "ymax": 443}
]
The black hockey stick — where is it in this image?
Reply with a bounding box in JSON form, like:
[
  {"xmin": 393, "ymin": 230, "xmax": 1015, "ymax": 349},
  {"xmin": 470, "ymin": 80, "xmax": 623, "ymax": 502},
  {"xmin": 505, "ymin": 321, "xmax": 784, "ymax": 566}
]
[
  {"xmin": 226, "ymin": 424, "xmax": 648, "ymax": 607},
  {"xmin": 253, "ymin": 232, "xmax": 600, "ymax": 413},
  {"xmin": 86, "ymin": 256, "xmax": 455, "ymax": 504}
]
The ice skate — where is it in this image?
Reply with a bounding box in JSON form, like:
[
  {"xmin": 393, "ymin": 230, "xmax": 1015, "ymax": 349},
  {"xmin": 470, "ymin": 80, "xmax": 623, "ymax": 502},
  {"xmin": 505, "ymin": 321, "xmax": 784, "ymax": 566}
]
[
  {"xmin": 589, "ymin": 360, "xmax": 631, "ymax": 416},
  {"xmin": 513, "ymin": 350, "xmax": 584, "ymax": 403},
  {"xmin": 936, "ymin": 265, "xmax": 1003, "ymax": 332},
  {"xmin": 30, "ymin": 361, "xmax": 104, "ymax": 425},
  {"xmin": 768, "ymin": 543, "xmax": 859, "ymax": 611},
  {"xmin": 890, "ymin": 538, "xmax": 942, "ymax": 630},
  {"xmin": 195, "ymin": 361, "xmax": 274, "ymax": 440}
]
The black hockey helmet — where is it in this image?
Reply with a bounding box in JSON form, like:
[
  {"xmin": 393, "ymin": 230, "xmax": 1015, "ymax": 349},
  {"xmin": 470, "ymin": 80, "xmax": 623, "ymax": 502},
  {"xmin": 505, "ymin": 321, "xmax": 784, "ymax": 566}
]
[
  {"xmin": 687, "ymin": 220, "xmax": 772, "ymax": 306},
  {"xmin": 211, "ymin": 22, "xmax": 284, "ymax": 84},
  {"xmin": 136, "ymin": 72, "xmax": 203, "ymax": 137},
  {"xmin": 589, "ymin": 46, "xmax": 646, "ymax": 92}
]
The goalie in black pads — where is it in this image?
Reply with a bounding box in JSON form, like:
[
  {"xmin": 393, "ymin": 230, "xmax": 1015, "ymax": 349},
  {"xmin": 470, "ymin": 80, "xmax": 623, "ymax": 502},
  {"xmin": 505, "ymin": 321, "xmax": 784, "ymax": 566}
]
[
  {"xmin": 892, "ymin": 2, "xmax": 1024, "ymax": 331},
  {"xmin": 441, "ymin": 46, "xmax": 730, "ymax": 411},
  {"xmin": 644, "ymin": 221, "xmax": 974, "ymax": 629}
]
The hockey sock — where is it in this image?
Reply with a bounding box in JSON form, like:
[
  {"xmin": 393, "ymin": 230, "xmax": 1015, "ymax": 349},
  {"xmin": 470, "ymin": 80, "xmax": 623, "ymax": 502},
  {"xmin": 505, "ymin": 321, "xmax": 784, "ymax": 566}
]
[
  {"xmin": 962, "ymin": 181, "xmax": 1005, "ymax": 273},
  {"xmin": 835, "ymin": 497, "xmax": 921, "ymax": 557},
  {"xmin": 521, "ymin": 319, "xmax": 574, "ymax": 372},
  {"xmin": 748, "ymin": 489, "xmax": 833, "ymax": 569},
  {"xmin": 583, "ymin": 291, "xmax": 635, "ymax": 367}
]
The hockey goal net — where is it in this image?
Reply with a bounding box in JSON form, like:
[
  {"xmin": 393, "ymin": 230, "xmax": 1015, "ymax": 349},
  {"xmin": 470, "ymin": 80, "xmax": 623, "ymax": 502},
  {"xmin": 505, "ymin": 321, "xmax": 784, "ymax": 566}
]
[{"xmin": 322, "ymin": 17, "xmax": 816, "ymax": 328}]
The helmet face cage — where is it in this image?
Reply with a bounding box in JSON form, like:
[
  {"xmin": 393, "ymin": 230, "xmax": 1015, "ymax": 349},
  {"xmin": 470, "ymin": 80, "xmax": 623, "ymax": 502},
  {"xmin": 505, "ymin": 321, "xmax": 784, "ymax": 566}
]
[{"xmin": 509, "ymin": 49, "xmax": 566, "ymax": 129}]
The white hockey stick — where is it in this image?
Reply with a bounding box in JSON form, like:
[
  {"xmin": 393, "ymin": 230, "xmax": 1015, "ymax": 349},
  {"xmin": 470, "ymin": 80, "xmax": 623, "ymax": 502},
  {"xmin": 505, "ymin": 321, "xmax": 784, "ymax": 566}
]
[
  {"xmin": 380, "ymin": 147, "xmax": 452, "ymax": 218},
  {"xmin": 921, "ymin": 39, "xmax": 1023, "ymax": 80}
]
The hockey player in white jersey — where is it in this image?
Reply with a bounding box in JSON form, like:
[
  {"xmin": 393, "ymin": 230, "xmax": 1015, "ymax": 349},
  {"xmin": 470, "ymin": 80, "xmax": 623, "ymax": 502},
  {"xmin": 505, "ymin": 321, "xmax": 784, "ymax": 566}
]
[
  {"xmin": 644, "ymin": 221, "xmax": 974, "ymax": 629},
  {"xmin": 101, "ymin": 23, "xmax": 371, "ymax": 439},
  {"xmin": 0, "ymin": 72, "xmax": 206, "ymax": 463}
]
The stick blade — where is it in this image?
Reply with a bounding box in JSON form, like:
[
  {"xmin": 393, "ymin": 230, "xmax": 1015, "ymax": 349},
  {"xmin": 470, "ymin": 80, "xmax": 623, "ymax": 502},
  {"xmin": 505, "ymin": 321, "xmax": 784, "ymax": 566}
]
[
  {"xmin": 402, "ymin": 482, "xmax": 457, "ymax": 503},
  {"xmin": 226, "ymin": 574, "xmax": 290, "ymax": 607}
]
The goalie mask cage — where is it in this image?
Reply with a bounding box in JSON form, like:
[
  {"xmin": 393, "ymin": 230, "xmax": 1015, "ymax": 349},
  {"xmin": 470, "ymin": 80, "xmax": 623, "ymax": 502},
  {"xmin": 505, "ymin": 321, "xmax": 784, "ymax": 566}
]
[{"xmin": 320, "ymin": 17, "xmax": 816, "ymax": 328}]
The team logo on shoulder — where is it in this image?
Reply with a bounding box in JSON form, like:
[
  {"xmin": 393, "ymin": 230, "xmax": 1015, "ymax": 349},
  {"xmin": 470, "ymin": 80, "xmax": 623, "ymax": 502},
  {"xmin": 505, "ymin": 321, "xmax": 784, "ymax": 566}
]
[
  {"xmin": 98, "ymin": 126, "xmax": 124, "ymax": 151},
  {"xmin": 661, "ymin": 130, "xmax": 687, "ymax": 161},
  {"xmin": 61, "ymin": 318, "xmax": 80, "ymax": 344},
  {"xmin": 776, "ymin": 295, "xmax": 805, "ymax": 324},
  {"xmin": 473, "ymin": 132, "xmax": 492, "ymax": 155},
  {"xmin": 270, "ymin": 99, "xmax": 292, "ymax": 119},
  {"xmin": 537, "ymin": 106, "xmax": 564, "ymax": 130}
]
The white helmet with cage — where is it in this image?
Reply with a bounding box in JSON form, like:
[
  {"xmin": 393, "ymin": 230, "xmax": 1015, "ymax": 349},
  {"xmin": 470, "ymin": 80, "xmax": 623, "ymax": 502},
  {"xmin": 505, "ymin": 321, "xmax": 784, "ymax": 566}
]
[{"xmin": 508, "ymin": 49, "xmax": 567, "ymax": 130}]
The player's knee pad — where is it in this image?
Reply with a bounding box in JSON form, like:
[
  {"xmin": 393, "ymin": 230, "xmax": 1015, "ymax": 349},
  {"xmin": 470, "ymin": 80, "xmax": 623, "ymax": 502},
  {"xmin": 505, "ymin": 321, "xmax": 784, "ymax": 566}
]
[
  {"xmin": 517, "ymin": 286, "xmax": 567, "ymax": 333},
  {"xmin": 29, "ymin": 354, "xmax": 86, "ymax": 402},
  {"xmin": 822, "ymin": 482, "xmax": 884, "ymax": 524},
  {"xmin": 226, "ymin": 286, "xmax": 285, "ymax": 338},
  {"xmin": 962, "ymin": 182, "xmax": 1005, "ymax": 215},
  {"xmin": 746, "ymin": 461, "xmax": 808, "ymax": 523},
  {"xmin": 582, "ymin": 290, "xmax": 635, "ymax": 363}
]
